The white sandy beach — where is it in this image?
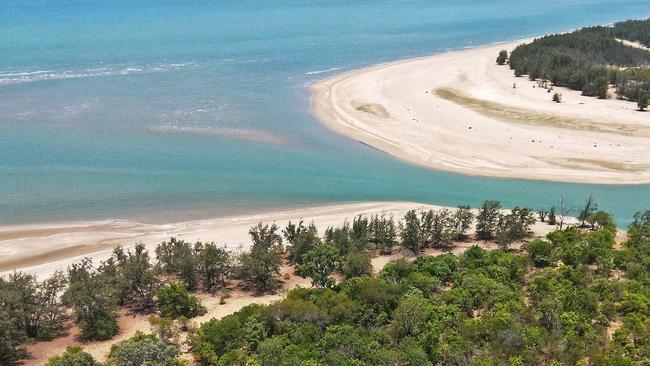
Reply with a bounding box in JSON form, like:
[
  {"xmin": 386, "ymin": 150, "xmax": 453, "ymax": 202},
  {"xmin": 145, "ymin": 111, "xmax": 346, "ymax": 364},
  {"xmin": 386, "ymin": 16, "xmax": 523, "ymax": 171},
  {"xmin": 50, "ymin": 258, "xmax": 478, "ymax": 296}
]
[
  {"xmin": 310, "ymin": 40, "xmax": 650, "ymax": 184},
  {"xmin": 0, "ymin": 201, "xmax": 447, "ymax": 278},
  {"xmin": 1, "ymin": 201, "xmax": 567, "ymax": 279}
]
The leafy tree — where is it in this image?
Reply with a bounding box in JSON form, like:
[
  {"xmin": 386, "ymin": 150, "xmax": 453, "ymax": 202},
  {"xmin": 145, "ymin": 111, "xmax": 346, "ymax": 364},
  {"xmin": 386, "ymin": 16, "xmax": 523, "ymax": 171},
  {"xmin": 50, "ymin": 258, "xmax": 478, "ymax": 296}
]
[
  {"xmin": 239, "ymin": 223, "xmax": 284, "ymax": 294},
  {"xmin": 106, "ymin": 332, "xmax": 186, "ymax": 366},
  {"xmin": 155, "ymin": 238, "xmax": 198, "ymax": 290},
  {"xmin": 391, "ymin": 295, "xmax": 433, "ymax": 340},
  {"xmin": 496, "ymin": 207, "xmax": 537, "ymax": 247},
  {"xmin": 526, "ymin": 239, "xmax": 553, "ymax": 267},
  {"xmin": 586, "ymin": 211, "xmax": 615, "ymax": 230},
  {"xmin": 638, "ymin": 93, "xmax": 648, "ymax": 111},
  {"xmin": 0, "ymin": 308, "xmax": 26, "ymax": 364},
  {"xmin": 400, "ymin": 210, "xmax": 423, "ymax": 254},
  {"xmin": 196, "ymin": 243, "xmax": 231, "ymax": 291},
  {"xmin": 45, "ymin": 346, "xmax": 99, "ymax": 366},
  {"xmin": 156, "ymin": 282, "xmax": 206, "ymax": 319},
  {"xmin": 63, "ymin": 258, "xmax": 119, "ymax": 340},
  {"xmin": 108, "ymin": 244, "xmax": 157, "ymax": 310},
  {"xmin": 286, "ymin": 224, "xmax": 320, "ymax": 265},
  {"xmin": 496, "ymin": 50, "xmax": 508, "ymax": 65},
  {"xmin": 476, "ymin": 200, "xmax": 502, "ymax": 240},
  {"xmin": 299, "ymin": 244, "xmax": 341, "ymax": 288},
  {"xmin": 148, "ymin": 315, "xmax": 180, "ymax": 345},
  {"xmin": 0, "ymin": 270, "xmax": 67, "ymax": 341},
  {"xmin": 342, "ymin": 251, "xmax": 373, "ymax": 279}
]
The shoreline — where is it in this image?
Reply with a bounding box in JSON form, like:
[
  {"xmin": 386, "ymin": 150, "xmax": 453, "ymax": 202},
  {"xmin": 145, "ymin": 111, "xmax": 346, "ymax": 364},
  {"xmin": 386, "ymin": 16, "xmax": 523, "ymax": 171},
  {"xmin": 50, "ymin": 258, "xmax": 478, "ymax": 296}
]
[
  {"xmin": 310, "ymin": 39, "xmax": 650, "ymax": 184},
  {"xmin": 0, "ymin": 200, "xmax": 570, "ymax": 279},
  {"xmin": 0, "ymin": 201, "xmax": 451, "ymax": 277}
]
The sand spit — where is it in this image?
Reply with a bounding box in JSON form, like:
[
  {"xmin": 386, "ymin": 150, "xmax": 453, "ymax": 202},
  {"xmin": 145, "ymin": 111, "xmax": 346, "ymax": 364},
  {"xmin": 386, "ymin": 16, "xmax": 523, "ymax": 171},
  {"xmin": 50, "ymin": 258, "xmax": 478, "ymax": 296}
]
[{"xmin": 310, "ymin": 40, "xmax": 650, "ymax": 184}]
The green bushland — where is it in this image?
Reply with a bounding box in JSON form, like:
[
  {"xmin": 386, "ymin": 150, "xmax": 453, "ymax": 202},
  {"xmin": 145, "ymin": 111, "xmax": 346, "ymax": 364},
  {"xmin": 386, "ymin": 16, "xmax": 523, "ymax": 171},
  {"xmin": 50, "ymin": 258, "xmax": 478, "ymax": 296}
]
[
  {"xmin": 507, "ymin": 19, "xmax": 650, "ymax": 102},
  {"xmin": 3, "ymin": 198, "xmax": 649, "ymax": 366}
]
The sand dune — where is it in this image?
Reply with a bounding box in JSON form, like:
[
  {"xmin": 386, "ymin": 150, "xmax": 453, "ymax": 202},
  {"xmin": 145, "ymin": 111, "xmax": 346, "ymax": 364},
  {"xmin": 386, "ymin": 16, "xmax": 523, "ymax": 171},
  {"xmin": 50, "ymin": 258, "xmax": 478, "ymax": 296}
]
[{"xmin": 310, "ymin": 40, "xmax": 650, "ymax": 184}]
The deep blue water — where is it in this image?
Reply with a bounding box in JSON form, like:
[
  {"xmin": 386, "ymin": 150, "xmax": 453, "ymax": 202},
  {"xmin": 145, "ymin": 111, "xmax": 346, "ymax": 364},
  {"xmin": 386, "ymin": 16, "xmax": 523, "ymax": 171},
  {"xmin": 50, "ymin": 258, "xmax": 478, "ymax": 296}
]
[{"xmin": 1, "ymin": 0, "xmax": 649, "ymax": 226}]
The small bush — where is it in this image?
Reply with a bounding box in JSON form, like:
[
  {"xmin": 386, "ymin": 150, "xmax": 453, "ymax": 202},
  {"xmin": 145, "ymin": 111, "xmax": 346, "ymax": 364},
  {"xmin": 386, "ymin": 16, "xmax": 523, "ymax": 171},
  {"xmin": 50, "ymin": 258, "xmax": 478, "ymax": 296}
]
[{"xmin": 157, "ymin": 282, "xmax": 206, "ymax": 319}]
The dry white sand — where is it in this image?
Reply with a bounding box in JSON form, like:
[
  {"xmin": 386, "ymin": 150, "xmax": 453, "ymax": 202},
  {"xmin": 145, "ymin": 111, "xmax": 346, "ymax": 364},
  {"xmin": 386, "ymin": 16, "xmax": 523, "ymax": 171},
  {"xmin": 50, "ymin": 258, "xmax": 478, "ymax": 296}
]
[{"xmin": 310, "ymin": 40, "xmax": 650, "ymax": 184}]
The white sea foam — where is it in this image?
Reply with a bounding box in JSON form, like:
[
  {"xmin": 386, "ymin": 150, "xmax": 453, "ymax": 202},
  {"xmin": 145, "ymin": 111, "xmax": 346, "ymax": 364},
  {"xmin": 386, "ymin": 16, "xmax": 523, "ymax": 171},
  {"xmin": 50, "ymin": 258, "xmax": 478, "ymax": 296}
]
[
  {"xmin": 304, "ymin": 67, "xmax": 341, "ymax": 75},
  {"xmin": 148, "ymin": 124, "xmax": 290, "ymax": 145},
  {"xmin": 0, "ymin": 63, "xmax": 196, "ymax": 86}
]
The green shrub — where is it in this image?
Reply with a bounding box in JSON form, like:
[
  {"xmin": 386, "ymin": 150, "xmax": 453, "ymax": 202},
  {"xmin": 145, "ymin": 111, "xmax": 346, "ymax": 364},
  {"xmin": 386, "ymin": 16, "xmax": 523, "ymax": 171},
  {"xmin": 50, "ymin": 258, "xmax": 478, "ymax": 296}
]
[{"xmin": 156, "ymin": 282, "xmax": 206, "ymax": 319}]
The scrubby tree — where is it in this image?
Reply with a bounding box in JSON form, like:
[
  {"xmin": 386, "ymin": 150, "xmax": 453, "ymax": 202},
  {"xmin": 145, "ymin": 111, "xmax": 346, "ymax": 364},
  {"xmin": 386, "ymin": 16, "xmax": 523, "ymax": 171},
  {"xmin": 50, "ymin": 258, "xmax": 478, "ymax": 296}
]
[
  {"xmin": 299, "ymin": 244, "xmax": 341, "ymax": 288},
  {"xmin": 0, "ymin": 309, "xmax": 26, "ymax": 364},
  {"xmin": 156, "ymin": 282, "xmax": 206, "ymax": 319},
  {"xmin": 496, "ymin": 50, "xmax": 508, "ymax": 65},
  {"xmin": 45, "ymin": 346, "xmax": 99, "ymax": 366},
  {"xmin": 476, "ymin": 200, "xmax": 502, "ymax": 240},
  {"xmin": 107, "ymin": 243, "xmax": 157, "ymax": 310},
  {"xmin": 578, "ymin": 194, "xmax": 598, "ymax": 227},
  {"xmin": 196, "ymin": 243, "xmax": 231, "ymax": 291},
  {"xmin": 526, "ymin": 239, "xmax": 553, "ymax": 267},
  {"xmin": 638, "ymin": 93, "xmax": 648, "ymax": 111},
  {"xmin": 553, "ymin": 92, "xmax": 562, "ymax": 103},
  {"xmin": 155, "ymin": 238, "xmax": 198, "ymax": 291},
  {"xmin": 106, "ymin": 332, "xmax": 186, "ymax": 366},
  {"xmin": 496, "ymin": 207, "xmax": 537, "ymax": 248},
  {"xmin": 148, "ymin": 315, "xmax": 180, "ymax": 345},
  {"xmin": 286, "ymin": 222, "xmax": 320, "ymax": 265},
  {"xmin": 342, "ymin": 251, "xmax": 373, "ymax": 279},
  {"xmin": 0, "ymin": 270, "xmax": 67, "ymax": 342},
  {"xmin": 239, "ymin": 223, "xmax": 284, "ymax": 294},
  {"xmin": 586, "ymin": 211, "xmax": 614, "ymax": 230},
  {"xmin": 548, "ymin": 206, "xmax": 557, "ymax": 225},
  {"xmin": 63, "ymin": 258, "xmax": 119, "ymax": 341}
]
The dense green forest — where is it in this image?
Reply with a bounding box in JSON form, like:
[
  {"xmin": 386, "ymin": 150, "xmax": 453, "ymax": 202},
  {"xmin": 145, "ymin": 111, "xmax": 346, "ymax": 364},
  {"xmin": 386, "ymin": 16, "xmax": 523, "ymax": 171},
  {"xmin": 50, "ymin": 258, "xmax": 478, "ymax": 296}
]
[
  {"xmin": 1, "ymin": 200, "xmax": 649, "ymax": 366},
  {"xmin": 506, "ymin": 19, "xmax": 650, "ymax": 102}
]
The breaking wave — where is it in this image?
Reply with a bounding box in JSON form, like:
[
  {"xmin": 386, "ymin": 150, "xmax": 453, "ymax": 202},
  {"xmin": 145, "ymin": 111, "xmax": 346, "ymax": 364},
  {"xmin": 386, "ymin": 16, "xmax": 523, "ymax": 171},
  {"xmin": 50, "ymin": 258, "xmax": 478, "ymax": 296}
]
[
  {"xmin": 304, "ymin": 67, "xmax": 341, "ymax": 75},
  {"xmin": 0, "ymin": 63, "xmax": 196, "ymax": 85}
]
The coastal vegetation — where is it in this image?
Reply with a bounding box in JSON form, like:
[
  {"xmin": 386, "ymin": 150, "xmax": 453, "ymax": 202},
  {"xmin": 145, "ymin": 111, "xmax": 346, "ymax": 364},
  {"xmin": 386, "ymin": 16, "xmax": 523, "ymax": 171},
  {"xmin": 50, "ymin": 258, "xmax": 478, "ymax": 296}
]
[
  {"xmin": 504, "ymin": 19, "xmax": 650, "ymax": 102},
  {"xmin": 1, "ymin": 199, "xmax": 649, "ymax": 365}
]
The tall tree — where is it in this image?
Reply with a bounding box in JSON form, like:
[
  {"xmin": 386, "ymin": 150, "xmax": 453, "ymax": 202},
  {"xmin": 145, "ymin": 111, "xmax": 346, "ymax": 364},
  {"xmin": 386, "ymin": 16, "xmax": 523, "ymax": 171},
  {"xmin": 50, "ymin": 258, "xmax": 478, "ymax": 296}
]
[
  {"xmin": 239, "ymin": 223, "xmax": 284, "ymax": 293},
  {"xmin": 476, "ymin": 200, "xmax": 502, "ymax": 240},
  {"xmin": 453, "ymin": 206, "xmax": 475, "ymax": 240},
  {"xmin": 196, "ymin": 243, "xmax": 231, "ymax": 291},
  {"xmin": 63, "ymin": 258, "xmax": 119, "ymax": 340},
  {"xmin": 401, "ymin": 210, "xmax": 423, "ymax": 254}
]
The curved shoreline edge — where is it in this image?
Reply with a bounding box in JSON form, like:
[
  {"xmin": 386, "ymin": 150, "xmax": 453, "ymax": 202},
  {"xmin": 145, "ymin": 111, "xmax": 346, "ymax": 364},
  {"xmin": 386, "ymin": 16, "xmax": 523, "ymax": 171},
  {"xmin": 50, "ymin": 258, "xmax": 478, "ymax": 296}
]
[{"xmin": 309, "ymin": 39, "xmax": 650, "ymax": 185}]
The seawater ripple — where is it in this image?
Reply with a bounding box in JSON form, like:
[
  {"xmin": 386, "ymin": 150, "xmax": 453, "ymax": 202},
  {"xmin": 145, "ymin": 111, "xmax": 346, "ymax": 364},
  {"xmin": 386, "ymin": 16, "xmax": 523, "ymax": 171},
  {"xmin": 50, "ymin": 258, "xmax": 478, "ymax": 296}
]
[
  {"xmin": 0, "ymin": 63, "xmax": 197, "ymax": 85},
  {"xmin": 147, "ymin": 124, "xmax": 290, "ymax": 145}
]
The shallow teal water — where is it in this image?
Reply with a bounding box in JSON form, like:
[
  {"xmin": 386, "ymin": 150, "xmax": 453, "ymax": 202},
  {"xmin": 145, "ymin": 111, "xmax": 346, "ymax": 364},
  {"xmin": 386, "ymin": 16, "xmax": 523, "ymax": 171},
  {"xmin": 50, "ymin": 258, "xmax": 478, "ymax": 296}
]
[{"xmin": 1, "ymin": 0, "xmax": 649, "ymax": 225}]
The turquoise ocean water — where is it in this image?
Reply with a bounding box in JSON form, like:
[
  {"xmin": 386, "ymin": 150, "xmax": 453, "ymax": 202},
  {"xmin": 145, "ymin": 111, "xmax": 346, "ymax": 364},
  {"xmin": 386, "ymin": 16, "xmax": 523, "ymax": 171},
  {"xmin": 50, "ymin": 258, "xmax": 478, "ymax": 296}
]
[{"xmin": 1, "ymin": 0, "xmax": 650, "ymax": 226}]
